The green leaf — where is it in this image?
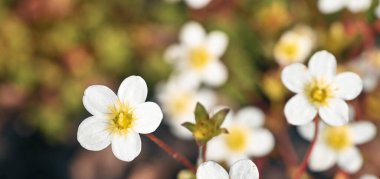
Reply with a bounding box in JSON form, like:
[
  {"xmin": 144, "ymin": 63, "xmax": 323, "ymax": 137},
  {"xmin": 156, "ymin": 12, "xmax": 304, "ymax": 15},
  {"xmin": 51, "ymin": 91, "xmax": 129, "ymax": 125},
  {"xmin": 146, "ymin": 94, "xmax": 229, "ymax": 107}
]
[{"xmin": 194, "ymin": 102, "xmax": 208, "ymax": 122}]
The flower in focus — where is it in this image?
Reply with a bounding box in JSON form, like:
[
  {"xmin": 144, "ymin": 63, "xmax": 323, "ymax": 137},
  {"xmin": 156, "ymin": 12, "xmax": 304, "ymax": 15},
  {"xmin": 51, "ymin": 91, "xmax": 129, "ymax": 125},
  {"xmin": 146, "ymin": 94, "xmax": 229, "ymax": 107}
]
[
  {"xmin": 298, "ymin": 121, "xmax": 377, "ymax": 173},
  {"xmin": 77, "ymin": 76, "xmax": 163, "ymax": 161},
  {"xmin": 207, "ymin": 107, "xmax": 275, "ymax": 165},
  {"xmin": 282, "ymin": 50, "xmax": 363, "ymax": 126},
  {"xmin": 196, "ymin": 159, "xmax": 259, "ymax": 179},
  {"xmin": 274, "ymin": 25, "xmax": 315, "ymax": 66},
  {"xmin": 318, "ymin": 0, "xmax": 372, "ymax": 14},
  {"xmin": 165, "ymin": 21, "xmax": 229, "ymax": 87},
  {"xmin": 156, "ymin": 76, "xmax": 216, "ymax": 139}
]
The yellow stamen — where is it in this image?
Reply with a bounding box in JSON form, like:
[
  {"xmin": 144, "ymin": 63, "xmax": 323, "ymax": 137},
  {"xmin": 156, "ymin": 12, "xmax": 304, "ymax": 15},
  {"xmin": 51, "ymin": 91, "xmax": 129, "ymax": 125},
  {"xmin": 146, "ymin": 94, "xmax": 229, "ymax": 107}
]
[
  {"xmin": 170, "ymin": 93, "xmax": 192, "ymax": 116},
  {"xmin": 324, "ymin": 126, "xmax": 352, "ymax": 151},
  {"xmin": 279, "ymin": 42, "xmax": 299, "ymax": 60},
  {"xmin": 108, "ymin": 103, "xmax": 135, "ymax": 134},
  {"xmin": 304, "ymin": 78, "xmax": 333, "ymax": 107},
  {"xmin": 189, "ymin": 47, "xmax": 210, "ymax": 69},
  {"xmin": 224, "ymin": 126, "xmax": 249, "ymax": 153}
]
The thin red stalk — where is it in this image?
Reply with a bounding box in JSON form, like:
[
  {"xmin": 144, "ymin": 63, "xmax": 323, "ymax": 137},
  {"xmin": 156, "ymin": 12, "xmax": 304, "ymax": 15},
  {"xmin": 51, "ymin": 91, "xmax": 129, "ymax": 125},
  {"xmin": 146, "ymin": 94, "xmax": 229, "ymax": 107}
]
[
  {"xmin": 294, "ymin": 118, "xmax": 320, "ymax": 179},
  {"xmin": 200, "ymin": 144, "xmax": 207, "ymax": 163},
  {"xmin": 145, "ymin": 134, "xmax": 196, "ymax": 173}
]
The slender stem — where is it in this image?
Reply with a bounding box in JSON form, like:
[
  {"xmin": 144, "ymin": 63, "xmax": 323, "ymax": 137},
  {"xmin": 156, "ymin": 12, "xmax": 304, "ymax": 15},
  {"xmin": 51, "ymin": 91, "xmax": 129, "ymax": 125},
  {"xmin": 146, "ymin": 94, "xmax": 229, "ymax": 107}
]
[
  {"xmin": 198, "ymin": 144, "xmax": 207, "ymax": 163},
  {"xmin": 145, "ymin": 134, "xmax": 196, "ymax": 173},
  {"xmin": 294, "ymin": 118, "xmax": 320, "ymax": 179}
]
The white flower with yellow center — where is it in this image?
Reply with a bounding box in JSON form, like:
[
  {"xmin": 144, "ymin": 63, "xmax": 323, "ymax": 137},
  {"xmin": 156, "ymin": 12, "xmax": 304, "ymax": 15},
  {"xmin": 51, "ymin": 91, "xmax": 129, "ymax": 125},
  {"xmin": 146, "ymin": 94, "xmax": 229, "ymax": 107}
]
[
  {"xmin": 206, "ymin": 107, "xmax": 275, "ymax": 165},
  {"xmin": 165, "ymin": 21, "xmax": 228, "ymax": 87},
  {"xmin": 156, "ymin": 76, "xmax": 216, "ymax": 139},
  {"xmin": 77, "ymin": 76, "xmax": 163, "ymax": 161},
  {"xmin": 274, "ymin": 26, "xmax": 315, "ymax": 66},
  {"xmin": 298, "ymin": 121, "xmax": 377, "ymax": 173},
  {"xmin": 282, "ymin": 50, "xmax": 363, "ymax": 126},
  {"xmin": 318, "ymin": 0, "xmax": 372, "ymax": 14},
  {"xmin": 196, "ymin": 159, "xmax": 259, "ymax": 179}
]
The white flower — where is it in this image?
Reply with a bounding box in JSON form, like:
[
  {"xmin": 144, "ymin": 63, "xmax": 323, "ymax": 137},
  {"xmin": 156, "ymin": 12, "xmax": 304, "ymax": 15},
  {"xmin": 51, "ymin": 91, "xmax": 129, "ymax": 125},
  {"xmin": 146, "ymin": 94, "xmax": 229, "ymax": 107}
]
[
  {"xmin": 360, "ymin": 174, "xmax": 379, "ymax": 179},
  {"xmin": 165, "ymin": 21, "xmax": 229, "ymax": 87},
  {"xmin": 376, "ymin": 3, "xmax": 380, "ymax": 18},
  {"xmin": 196, "ymin": 159, "xmax": 259, "ymax": 179},
  {"xmin": 165, "ymin": 0, "xmax": 211, "ymax": 9},
  {"xmin": 318, "ymin": 0, "xmax": 372, "ymax": 14},
  {"xmin": 274, "ymin": 25, "xmax": 315, "ymax": 66},
  {"xmin": 281, "ymin": 50, "xmax": 363, "ymax": 126},
  {"xmin": 156, "ymin": 76, "xmax": 216, "ymax": 139},
  {"xmin": 77, "ymin": 76, "xmax": 163, "ymax": 161},
  {"xmin": 297, "ymin": 121, "xmax": 377, "ymax": 173},
  {"xmin": 206, "ymin": 107, "xmax": 275, "ymax": 165}
]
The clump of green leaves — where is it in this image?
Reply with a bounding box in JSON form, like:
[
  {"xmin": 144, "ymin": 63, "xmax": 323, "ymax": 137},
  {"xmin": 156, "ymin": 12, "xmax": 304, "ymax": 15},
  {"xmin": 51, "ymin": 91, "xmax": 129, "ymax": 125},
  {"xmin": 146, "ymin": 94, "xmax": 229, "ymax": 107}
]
[{"xmin": 182, "ymin": 102, "xmax": 229, "ymax": 145}]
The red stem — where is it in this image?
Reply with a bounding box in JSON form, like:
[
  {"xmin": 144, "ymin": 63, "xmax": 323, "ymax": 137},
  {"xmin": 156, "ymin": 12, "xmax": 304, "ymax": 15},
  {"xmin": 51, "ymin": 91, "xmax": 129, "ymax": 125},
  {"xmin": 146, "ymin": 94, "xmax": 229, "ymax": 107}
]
[
  {"xmin": 145, "ymin": 134, "xmax": 196, "ymax": 173},
  {"xmin": 294, "ymin": 118, "xmax": 320, "ymax": 179}
]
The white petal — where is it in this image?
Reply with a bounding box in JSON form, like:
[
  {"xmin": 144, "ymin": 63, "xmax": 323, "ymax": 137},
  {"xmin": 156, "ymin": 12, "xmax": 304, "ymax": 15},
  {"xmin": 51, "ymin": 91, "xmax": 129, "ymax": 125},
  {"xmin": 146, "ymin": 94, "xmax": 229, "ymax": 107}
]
[
  {"xmin": 337, "ymin": 147, "xmax": 363, "ymax": 173},
  {"xmin": 318, "ymin": 0, "xmax": 345, "ymax": 14},
  {"xmin": 206, "ymin": 31, "xmax": 228, "ymax": 57},
  {"xmin": 235, "ymin": 107, "xmax": 265, "ymax": 128},
  {"xmin": 164, "ymin": 44, "xmax": 184, "ymax": 63},
  {"xmin": 333, "ymin": 72, "xmax": 363, "ymax": 100},
  {"xmin": 184, "ymin": 0, "xmax": 211, "ymax": 9},
  {"xmin": 202, "ymin": 61, "xmax": 228, "ymax": 86},
  {"xmin": 180, "ymin": 21, "xmax": 205, "ymax": 47},
  {"xmin": 308, "ymin": 143, "xmax": 337, "ymax": 171},
  {"xmin": 77, "ymin": 116, "xmax": 111, "ymax": 151},
  {"xmin": 308, "ymin": 50, "xmax": 337, "ymax": 82},
  {"xmin": 206, "ymin": 136, "xmax": 228, "ymax": 161},
  {"xmin": 360, "ymin": 174, "xmax": 379, "ymax": 179},
  {"xmin": 376, "ymin": 4, "xmax": 380, "ymax": 19},
  {"xmin": 319, "ymin": 98, "xmax": 349, "ymax": 126},
  {"xmin": 281, "ymin": 63, "xmax": 311, "ymax": 93},
  {"xmin": 111, "ymin": 132, "xmax": 141, "ymax": 162},
  {"xmin": 229, "ymin": 159, "xmax": 259, "ymax": 179},
  {"xmin": 196, "ymin": 89, "xmax": 217, "ymax": 109},
  {"xmin": 347, "ymin": 0, "xmax": 371, "ymax": 13},
  {"xmin": 284, "ymin": 94, "xmax": 317, "ymax": 125},
  {"xmin": 83, "ymin": 85, "xmax": 117, "ymax": 118},
  {"xmin": 133, "ymin": 102, "xmax": 163, "ymax": 134},
  {"xmin": 196, "ymin": 161, "xmax": 229, "ymax": 179},
  {"xmin": 297, "ymin": 122, "xmax": 317, "ymax": 141},
  {"xmin": 117, "ymin": 76, "xmax": 148, "ymax": 107},
  {"xmin": 350, "ymin": 121, "xmax": 377, "ymax": 145},
  {"xmin": 247, "ymin": 129, "xmax": 275, "ymax": 157}
]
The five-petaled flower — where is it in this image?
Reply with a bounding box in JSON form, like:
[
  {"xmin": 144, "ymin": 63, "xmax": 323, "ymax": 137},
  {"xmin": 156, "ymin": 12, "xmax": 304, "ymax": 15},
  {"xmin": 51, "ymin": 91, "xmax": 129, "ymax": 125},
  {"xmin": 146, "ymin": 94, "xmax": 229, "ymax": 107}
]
[
  {"xmin": 282, "ymin": 50, "xmax": 363, "ymax": 126},
  {"xmin": 77, "ymin": 76, "xmax": 163, "ymax": 162},
  {"xmin": 196, "ymin": 159, "xmax": 259, "ymax": 179},
  {"xmin": 298, "ymin": 121, "xmax": 377, "ymax": 173}
]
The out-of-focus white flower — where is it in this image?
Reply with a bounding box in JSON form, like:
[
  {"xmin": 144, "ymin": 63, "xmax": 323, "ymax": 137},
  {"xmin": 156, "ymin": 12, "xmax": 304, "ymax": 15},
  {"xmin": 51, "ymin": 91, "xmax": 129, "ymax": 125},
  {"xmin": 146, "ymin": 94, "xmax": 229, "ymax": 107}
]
[
  {"xmin": 165, "ymin": 21, "xmax": 229, "ymax": 87},
  {"xmin": 274, "ymin": 25, "xmax": 315, "ymax": 66},
  {"xmin": 156, "ymin": 76, "xmax": 216, "ymax": 139},
  {"xmin": 77, "ymin": 76, "xmax": 163, "ymax": 162},
  {"xmin": 196, "ymin": 159, "xmax": 259, "ymax": 179},
  {"xmin": 165, "ymin": 0, "xmax": 211, "ymax": 9},
  {"xmin": 282, "ymin": 50, "xmax": 363, "ymax": 126},
  {"xmin": 350, "ymin": 48, "xmax": 380, "ymax": 92},
  {"xmin": 376, "ymin": 3, "xmax": 380, "ymax": 18},
  {"xmin": 360, "ymin": 174, "xmax": 379, "ymax": 179},
  {"xmin": 207, "ymin": 107, "xmax": 274, "ymax": 165},
  {"xmin": 298, "ymin": 121, "xmax": 377, "ymax": 173},
  {"xmin": 318, "ymin": 0, "xmax": 372, "ymax": 14}
]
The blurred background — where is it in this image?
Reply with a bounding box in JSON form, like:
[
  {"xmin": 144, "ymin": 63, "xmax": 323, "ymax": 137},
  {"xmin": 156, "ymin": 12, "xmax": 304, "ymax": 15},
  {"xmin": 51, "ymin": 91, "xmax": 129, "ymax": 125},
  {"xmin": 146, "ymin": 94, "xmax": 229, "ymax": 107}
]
[{"xmin": 0, "ymin": 0, "xmax": 380, "ymax": 178}]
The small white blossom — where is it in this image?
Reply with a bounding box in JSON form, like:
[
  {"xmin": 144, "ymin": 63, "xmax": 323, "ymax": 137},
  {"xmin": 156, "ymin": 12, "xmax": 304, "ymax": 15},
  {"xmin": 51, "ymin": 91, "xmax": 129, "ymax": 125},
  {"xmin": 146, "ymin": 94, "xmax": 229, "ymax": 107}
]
[
  {"xmin": 156, "ymin": 75, "xmax": 216, "ymax": 139},
  {"xmin": 282, "ymin": 50, "xmax": 363, "ymax": 126},
  {"xmin": 165, "ymin": 21, "xmax": 229, "ymax": 87},
  {"xmin": 360, "ymin": 174, "xmax": 379, "ymax": 179},
  {"xmin": 207, "ymin": 107, "xmax": 274, "ymax": 165},
  {"xmin": 196, "ymin": 159, "xmax": 259, "ymax": 179},
  {"xmin": 77, "ymin": 76, "xmax": 163, "ymax": 161},
  {"xmin": 274, "ymin": 25, "xmax": 315, "ymax": 66},
  {"xmin": 318, "ymin": 0, "xmax": 372, "ymax": 14},
  {"xmin": 298, "ymin": 121, "xmax": 377, "ymax": 173},
  {"xmin": 165, "ymin": 0, "xmax": 211, "ymax": 9}
]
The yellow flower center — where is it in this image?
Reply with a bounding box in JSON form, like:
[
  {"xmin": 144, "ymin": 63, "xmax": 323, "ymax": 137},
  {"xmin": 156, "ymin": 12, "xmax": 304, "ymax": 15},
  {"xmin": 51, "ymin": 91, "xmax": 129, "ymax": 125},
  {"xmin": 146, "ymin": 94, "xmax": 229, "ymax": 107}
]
[
  {"xmin": 324, "ymin": 126, "xmax": 352, "ymax": 151},
  {"xmin": 108, "ymin": 103, "xmax": 135, "ymax": 134},
  {"xmin": 279, "ymin": 41, "xmax": 299, "ymax": 61},
  {"xmin": 170, "ymin": 93, "xmax": 192, "ymax": 116},
  {"xmin": 189, "ymin": 47, "xmax": 210, "ymax": 70},
  {"xmin": 224, "ymin": 126, "xmax": 249, "ymax": 153},
  {"xmin": 304, "ymin": 79, "xmax": 333, "ymax": 107}
]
